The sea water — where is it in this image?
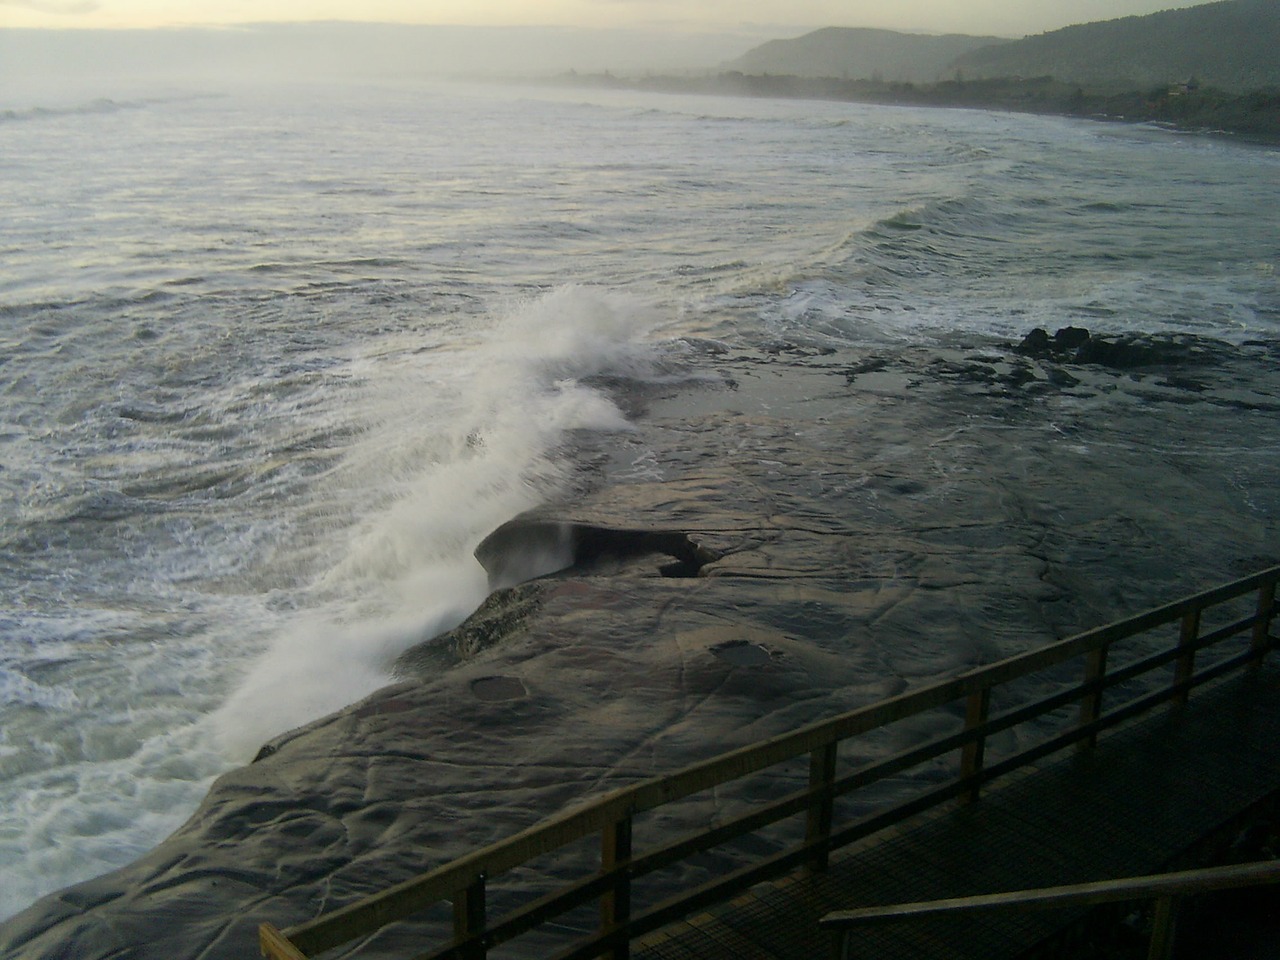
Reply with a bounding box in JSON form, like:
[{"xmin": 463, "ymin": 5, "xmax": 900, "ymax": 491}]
[{"xmin": 1, "ymin": 77, "xmax": 1278, "ymax": 921}]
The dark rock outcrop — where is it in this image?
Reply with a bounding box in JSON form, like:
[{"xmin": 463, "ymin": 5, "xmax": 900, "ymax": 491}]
[
  {"xmin": 473, "ymin": 516, "xmax": 720, "ymax": 589},
  {"xmin": 1014, "ymin": 326, "xmax": 1228, "ymax": 369}
]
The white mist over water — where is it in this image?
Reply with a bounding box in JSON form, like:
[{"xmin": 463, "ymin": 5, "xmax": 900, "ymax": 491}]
[
  {"xmin": 0, "ymin": 274, "xmax": 670, "ymax": 919},
  {"xmin": 210, "ymin": 286, "xmax": 662, "ymax": 759}
]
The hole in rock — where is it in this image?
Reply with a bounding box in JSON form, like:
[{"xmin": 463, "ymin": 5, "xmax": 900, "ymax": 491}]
[
  {"xmin": 711, "ymin": 640, "xmax": 773, "ymax": 667},
  {"xmin": 474, "ymin": 517, "xmax": 720, "ymax": 589}
]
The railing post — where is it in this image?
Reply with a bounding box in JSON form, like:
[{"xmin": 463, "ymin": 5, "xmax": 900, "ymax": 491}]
[
  {"xmin": 1146, "ymin": 895, "xmax": 1178, "ymax": 960},
  {"xmin": 960, "ymin": 687, "xmax": 991, "ymax": 803},
  {"xmin": 259, "ymin": 924, "xmax": 307, "ymax": 960},
  {"xmin": 452, "ymin": 874, "xmax": 487, "ymax": 960},
  {"xmin": 806, "ymin": 741, "xmax": 839, "ymax": 873},
  {"xmin": 1172, "ymin": 608, "xmax": 1200, "ymax": 706},
  {"xmin": 601, "ymin": 814, "xmax": 633, "ymax": 960},
  {"xmin": 1251, "ymin": 578, "xmax": 1277, "ymax": 665},
  {"xmin": 1078, "ymin": 644, "xmax": 1108, "ymax": 750},
  {"xmin": 831, "ymin": 927, "xmax": 852, "ymax": 960}
]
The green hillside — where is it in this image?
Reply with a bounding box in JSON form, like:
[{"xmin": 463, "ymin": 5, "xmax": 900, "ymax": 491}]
[
  {"xmin": 560, "ymin": 0, "xmax": 1280, "ymax": 142},
  {"xmin": 725, "ymin": 1, "xmax": 1280, "ymax": 93},
  {"xmin": 953, "ymin": 0, "xmax": 1280, "ymax": 92}
]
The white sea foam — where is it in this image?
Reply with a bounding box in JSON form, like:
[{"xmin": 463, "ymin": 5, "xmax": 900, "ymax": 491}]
[
  {"xmin": 0, "ymin": 282, "xmax": 667, "ymax": 920},
  {"xmin": 210, "ymin": 285, "xmax": 661, "ymax": 758},
  {"xmin": 2, "ymin": 723, "xmax": 224, "ymax": 917},
  {"xmin": 209, "ymin": 581, "xmax": 482, "ymax": 759}
]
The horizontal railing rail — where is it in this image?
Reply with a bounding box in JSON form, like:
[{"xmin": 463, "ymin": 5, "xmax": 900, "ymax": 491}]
[
  {"xmin": 819, "ymin": 859, "xmax": 1280, "ymax": 960},
  {"xmin": 260, "ymin": 565, "xmax": 1279, "ymax": 960}
]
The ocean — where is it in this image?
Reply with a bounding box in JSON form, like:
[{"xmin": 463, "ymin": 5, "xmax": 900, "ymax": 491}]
[{"xmin": 1, "ymin": 76, "xmax": 1278, "ymax": 923}]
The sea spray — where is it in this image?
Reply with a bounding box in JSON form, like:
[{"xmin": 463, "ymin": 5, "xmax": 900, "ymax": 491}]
[{"xmin": 210, "ymin": 285, "xmax": 666, "ymax": 758}]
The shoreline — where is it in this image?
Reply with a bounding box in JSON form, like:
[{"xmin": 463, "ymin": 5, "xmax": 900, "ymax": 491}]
[
  {"xmin": 4, "ymin": 328, "xmax": 1278, "ymax": 959},
  {"xmin": 546, "ymin": 71, "xmax": 1280, "ymax": 146}
]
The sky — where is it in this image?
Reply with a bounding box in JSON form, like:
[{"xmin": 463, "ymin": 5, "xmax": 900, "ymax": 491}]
[
  {"xmin": 0, "ymin": 0, "xmax": 1214, "ymax": 37},
  {"xmin": 0, "ymin": 0, "xmax": 1221, "ymax": 85}
]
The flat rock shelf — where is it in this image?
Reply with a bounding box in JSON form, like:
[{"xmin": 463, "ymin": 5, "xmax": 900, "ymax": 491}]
[{"xmin": 3, "ymin": 331, "xmax": 1278, "ymax": 960}]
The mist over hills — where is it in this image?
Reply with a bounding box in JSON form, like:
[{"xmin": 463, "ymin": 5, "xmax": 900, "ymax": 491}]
[
  {"xmin": 722, "ymin": 28, "xmax": 1012, "ymax": 86},
  {"xmin": 579, "ymin": 0, "xmax": 1278, "ymax": 143},
  {"xmin": 4, "ymin": 0, "xmax": 1277, "ymax": 142},
  {"xmin": 4, "ymin": 2, "xmax": 1277, "ymax": 95},
  {"xmin": 0, "ymin": 22, "xmax": 756, "ymax": 89},
  {"xmin": 724, "ymin": 0, "xmax": 1280, "ymax": 93}
]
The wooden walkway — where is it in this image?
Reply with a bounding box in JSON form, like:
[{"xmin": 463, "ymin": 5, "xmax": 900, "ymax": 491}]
[
  {"xmin": 260, "ymin": 568, "xmax": 1280, "ymax": 960},
  {"xmin": 633, "ymin": 661, "xmax": 1280, "ymax": 960}
]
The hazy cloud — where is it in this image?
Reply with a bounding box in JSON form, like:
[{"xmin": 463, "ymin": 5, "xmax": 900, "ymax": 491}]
[
  {"xmin": 0, "ymin": 0, "xmax": 101, "ymax": 12},
  {"xmin": 0, "ymin": 0, "xmax": 1222, "ymax": 40}
]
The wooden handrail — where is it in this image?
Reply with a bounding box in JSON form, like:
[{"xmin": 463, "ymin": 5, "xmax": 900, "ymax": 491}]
[
  {"xmin": 819, "ymin": 860, "xmax": 1280, "ymax": 925},
  {"xmin": 819, "ymin": 860, "xmax": 1280, "ymax": 960},
  {"xmin": 260, "ymin": 565, "xmax": 1280, "ymax": 960}
]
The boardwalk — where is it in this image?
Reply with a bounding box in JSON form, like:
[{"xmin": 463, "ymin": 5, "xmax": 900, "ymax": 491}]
[
  {"xmin": 260, "ymin": 568, "xmax": 1279, "ymax": 960},
  {"xmin": 632, "ymin": 660, "xmax": 1280, "ymax": 960}
]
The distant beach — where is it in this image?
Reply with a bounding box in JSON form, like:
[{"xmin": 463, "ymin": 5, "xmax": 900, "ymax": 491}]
[{"xmin": 551, "ymin": 71, "xmax": 1280, "ymax": 145}]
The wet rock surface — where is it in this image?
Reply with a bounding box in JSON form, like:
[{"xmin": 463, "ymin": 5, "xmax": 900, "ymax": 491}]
[{"xmin": 3, "ymin": 332, "xmax": 1278, "ymax": 960}]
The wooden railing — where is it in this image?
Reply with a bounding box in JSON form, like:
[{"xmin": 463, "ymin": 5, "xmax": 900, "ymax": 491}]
[
  {"xmin": 819, "ymin": 859, "xmax": 1280, "ymax": 960},
  {"xmin": 260, "ymin": 565, "xmax": 1278, "ymax": 960}
]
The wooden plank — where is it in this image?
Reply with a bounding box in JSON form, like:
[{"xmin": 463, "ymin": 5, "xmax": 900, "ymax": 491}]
[
  {"xmin": 601, "ymin": 815, "xmax": 633, "ymax": 960},
  {"xmin": 632, "ymin": 642, "xmax": 1280, "ymax": 957},
  {"xmin": 1252, "ymin": 579, "xmax": 1277, "ymax": 658},
  {"xmin": 818, "ymin": 860, "xmax": 1280, "ymax": 927},
  {"xmin": 259, "ymin": 923, "xmax": 308, "ymax": 960},
  {"xmin": 645, "ymin": 663, "xmax": 1280, "ymax": 960},
  {"xmin": 805, "ymin": 743, "xmax": 838, "ymax": 873},
  {"xmin": 959, "ymin": 687, "xmax": 991, "ymax": 802},
  {"xmin": 1147, "ymin": 896, "xmax": 1177, "ymax": 960},
  {"xmin": 285, "ymin": 793, "xmax": 643, "ymax": 953},
  {"xmin": 628, "ymin": 564, "xmax": 1279, "ymax": 817},
  {"xmin": 1173, "ymin": 610, "xmax": 1201, "ymax": 707},
  {"xmin": 1077, "ymin": 645, "xmax": 1108, "ymax": 750},
  {"xmin": 452, "ymin": 875, "xmax": 486, "ymax": 960},
  {"xmin": 628, "ymin": 787, "xmax": 812, "ymax": 878}
]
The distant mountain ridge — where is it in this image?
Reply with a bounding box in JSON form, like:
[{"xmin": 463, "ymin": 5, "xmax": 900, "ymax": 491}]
[
  {"xmin": 721, "ymin": 27, "xmax": 1010, "ymax": 85},
  {"xmin": 725, "ymin": 0, "xmax": 1280, "ymax": 93}
]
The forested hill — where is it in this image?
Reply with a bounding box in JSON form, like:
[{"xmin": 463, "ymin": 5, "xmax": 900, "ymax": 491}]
[
  {"xmin": 953, "ymin": 0, "xmax": 1280, "ymax": 92},
  {"xmin": 725, "ymin": 0, "xmax": 1280, "ymax": 93},
  {"xmin": 721, "ymin": 27, "xmax": 1010, "ymax": 85}
]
